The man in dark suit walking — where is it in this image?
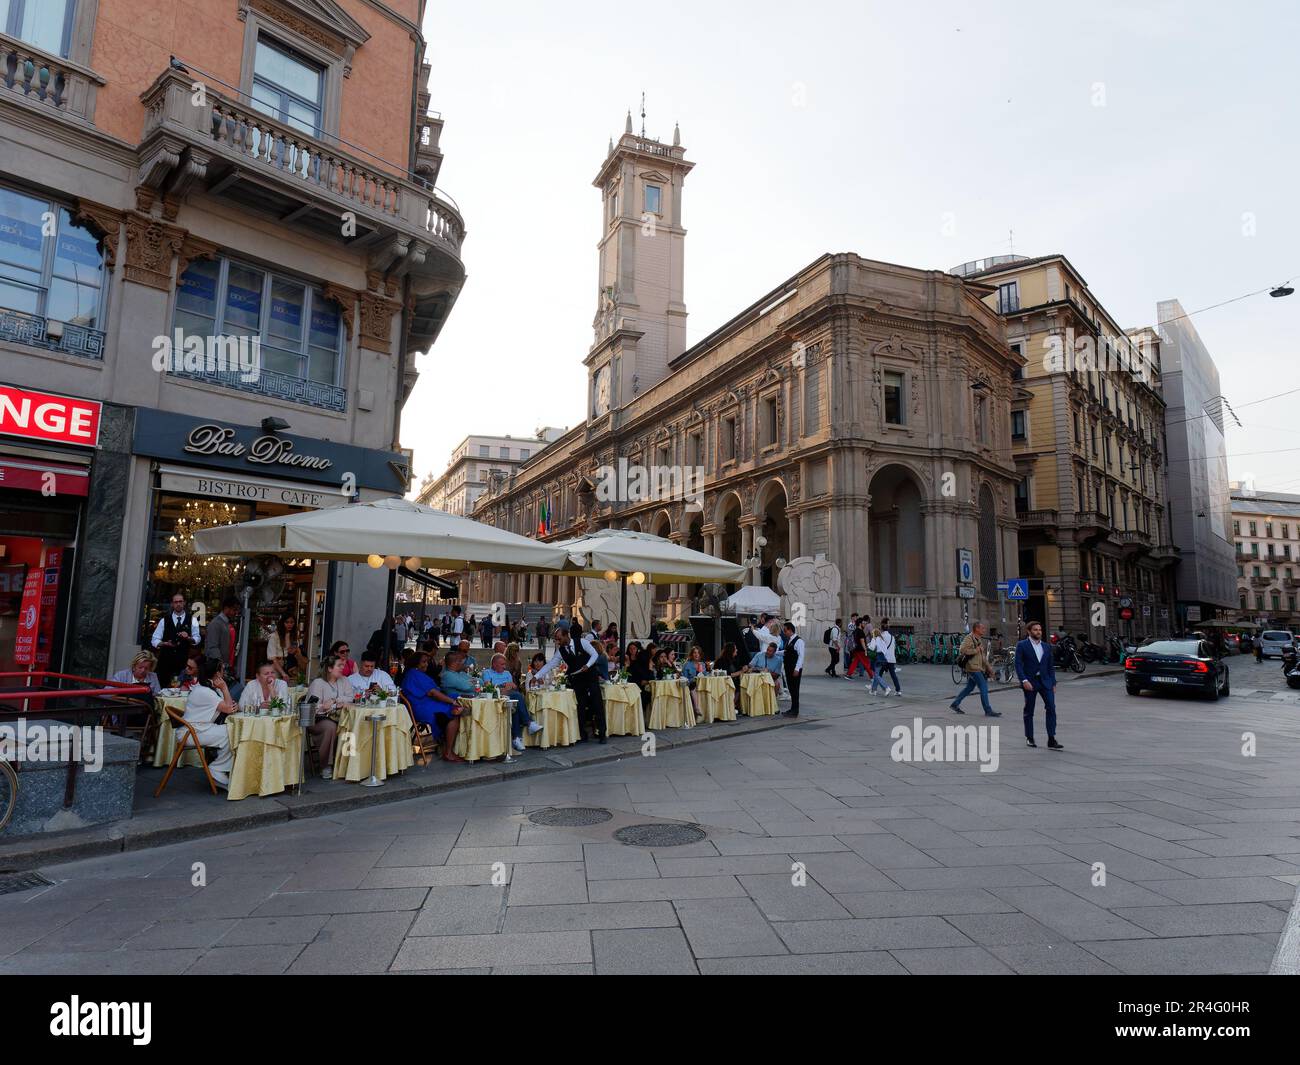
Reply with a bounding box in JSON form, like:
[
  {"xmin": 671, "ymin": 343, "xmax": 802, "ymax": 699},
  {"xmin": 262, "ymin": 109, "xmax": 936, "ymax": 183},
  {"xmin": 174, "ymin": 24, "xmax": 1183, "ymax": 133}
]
[{"xmin": 1014, "ymin": 620, "xmax": 1063, "ymax": 750}]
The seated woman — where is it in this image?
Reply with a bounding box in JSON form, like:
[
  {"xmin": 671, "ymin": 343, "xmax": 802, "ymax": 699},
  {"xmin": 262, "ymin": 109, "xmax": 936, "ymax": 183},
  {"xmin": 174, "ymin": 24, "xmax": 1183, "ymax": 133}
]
[
  {"xmin": 239, "ymin": 659, "xmax": 289, "ymax": 712},
  {"xmin": 401, "ymin": 650, "xmax": 467, "ymax": 763},
  {"xmin": 327, "ymin": 641, "xmax": 357, "ymax": 678},
  {"xmin": 482, "ymin": 652, "xmax": 543, "ymax": 752},
  {"xmin": 112, "ymin": 650, "xmax": 161, "ymax": 696},
  {"xmin": 267, "ymin": 614, "xmax": 301, "ymax": 683},
  {"xmin": 714, "ymin": 642, "xmax": 743, "ymax": 709},
  {"xmin": 177, "ymin": 653, "xmax": 200, "ymax": 690},
  {"xmin": 305, "ymin": 654, "xmax": 347, "ymax": 779},
  {"xmin": 182, "ymin": 657, "xmax": 237, "ymax": 789},
  {"xmin": 524, "ymin": 652, "xmax": 548, "ymax": 690},
  {"xmin": 681, "ymin": 645, "xmax": 707, "ymax": 720},
  {"xmin": 626, "ymin": 641, "xmax": 653, "ymax": 712}
]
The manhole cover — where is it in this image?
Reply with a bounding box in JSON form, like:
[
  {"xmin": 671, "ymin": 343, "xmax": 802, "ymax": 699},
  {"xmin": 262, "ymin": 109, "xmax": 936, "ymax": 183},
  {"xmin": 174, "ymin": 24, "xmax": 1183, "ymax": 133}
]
[
  {"xmin": 615, "ymin": 823, "xmax": 707, "ymax": 847},
  {"xmin": 0, "ymin": 871, "xmax": 52, "ymax": 896},
  {"xmin": 528, "ymin": 807, "xmax": 613, "ymax": 827}
]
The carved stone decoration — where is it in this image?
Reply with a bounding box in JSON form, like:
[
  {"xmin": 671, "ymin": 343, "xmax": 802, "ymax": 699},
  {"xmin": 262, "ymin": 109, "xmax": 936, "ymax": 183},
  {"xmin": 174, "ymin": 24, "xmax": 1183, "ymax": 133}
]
[
  {"xmin": 72, "ymin": 201, "xmax": 124, "ymax": 272},
  {"xmin": 358, "ymin": 289, "xmax": 399, "ymax": 353},
  {"xmin": 322, "ymin": 283, "xmax": 357, "ymax": 338},
  {"xmin": 244, "ymin": 0, "xmax": 348, "ymax": 57},
  {"xmin": 123, "ymin": 213, "xmax": 186, "ymax": 291},
  {"xmin": 788, "ymin": 466, "xmax": 802, "ymax": 502},
  {"xmin": 176, "ymin": 234, "xmax": 218, "ymax": 280}
]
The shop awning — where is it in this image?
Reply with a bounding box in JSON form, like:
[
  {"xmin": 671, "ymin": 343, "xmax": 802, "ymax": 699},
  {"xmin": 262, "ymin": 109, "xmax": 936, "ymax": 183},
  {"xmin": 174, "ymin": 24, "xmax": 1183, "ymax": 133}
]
[{"xmin": 400, "ymin": 565, "xmax": 457, "ymax": 597}]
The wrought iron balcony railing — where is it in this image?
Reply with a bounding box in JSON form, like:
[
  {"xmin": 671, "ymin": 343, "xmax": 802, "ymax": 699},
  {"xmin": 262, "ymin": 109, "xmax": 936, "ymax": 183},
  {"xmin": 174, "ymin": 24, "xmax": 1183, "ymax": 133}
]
[
  {"xmin": 168, "ymin": 363, "xmax": 346, "ymax": 413},
  {"xmin": 0, "ymin": 307, "xmax": 106, "ymax": 360}
]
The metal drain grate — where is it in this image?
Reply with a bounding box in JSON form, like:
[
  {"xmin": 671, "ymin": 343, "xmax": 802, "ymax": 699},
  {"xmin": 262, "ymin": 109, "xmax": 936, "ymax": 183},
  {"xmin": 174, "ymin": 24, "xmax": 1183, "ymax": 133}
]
[
  {"xmin": 0, "ymin": 871, "xmax": 53, "ymax": 896},
  {"xmin": 528, "ymin": 807, "xmax": 614, "ymax": 827},
  {"xmin": 615, "ymin": 823, "xmax": 707, "ymax": 847}
]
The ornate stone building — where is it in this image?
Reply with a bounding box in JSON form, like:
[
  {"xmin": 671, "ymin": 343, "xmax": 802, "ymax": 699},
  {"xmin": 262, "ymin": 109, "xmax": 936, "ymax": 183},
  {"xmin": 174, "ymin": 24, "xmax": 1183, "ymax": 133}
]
[{"xmin": 468, "ymin": 125, "xmax": 1022, "ymax": 637}]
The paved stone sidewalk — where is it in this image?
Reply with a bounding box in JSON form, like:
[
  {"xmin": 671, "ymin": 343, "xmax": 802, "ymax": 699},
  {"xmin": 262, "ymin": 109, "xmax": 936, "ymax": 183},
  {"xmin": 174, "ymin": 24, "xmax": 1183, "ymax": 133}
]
[{"xmin": 2, "ymin": 664, "xmax": 1297, "ymax": 975}]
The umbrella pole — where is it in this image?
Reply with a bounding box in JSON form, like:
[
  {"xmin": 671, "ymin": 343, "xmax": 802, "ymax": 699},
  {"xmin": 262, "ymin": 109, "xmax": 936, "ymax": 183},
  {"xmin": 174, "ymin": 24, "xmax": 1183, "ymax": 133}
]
[
  {"xmin": 382, "ymin": 568, "xmax": 397, "ymax": 669},
  {"xmin": 619, "ymin": 574, "xmax": 628, "ymax": 663}
]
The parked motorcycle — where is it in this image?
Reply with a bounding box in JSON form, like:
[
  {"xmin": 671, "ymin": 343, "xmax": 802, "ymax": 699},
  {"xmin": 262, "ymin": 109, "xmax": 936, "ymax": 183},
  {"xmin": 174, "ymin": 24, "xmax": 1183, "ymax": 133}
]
[
  {"xmin": 1052, "ymin": 633, "xmax": 1087, "ymax": 673},
  {"xmin": 1283, "ymin": 649, "xmax": 1300, "ymax": 690}
]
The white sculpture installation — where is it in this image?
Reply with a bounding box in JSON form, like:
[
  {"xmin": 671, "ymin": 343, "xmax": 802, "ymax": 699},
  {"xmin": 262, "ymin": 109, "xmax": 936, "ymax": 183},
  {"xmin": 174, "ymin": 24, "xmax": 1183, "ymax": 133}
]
[{"xmin": 777, "ymin": 554, "xmax": 842, "ymax": 645}]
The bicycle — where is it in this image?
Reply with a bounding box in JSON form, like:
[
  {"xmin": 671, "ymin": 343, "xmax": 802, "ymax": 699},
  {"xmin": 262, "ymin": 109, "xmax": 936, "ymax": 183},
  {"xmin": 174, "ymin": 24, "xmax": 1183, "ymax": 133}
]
[{"xmin": 0, "ymin": 758, "xmax": 16, "ymax": 832}]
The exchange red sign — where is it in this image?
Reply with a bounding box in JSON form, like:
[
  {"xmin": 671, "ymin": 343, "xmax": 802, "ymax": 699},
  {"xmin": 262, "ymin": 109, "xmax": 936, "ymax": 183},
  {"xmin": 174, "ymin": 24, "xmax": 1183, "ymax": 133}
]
[
  {"xmin": 0, "ymin": 385, "xmax": 101, "ymax": 447},
  {"xmin": 13, "ymin": 568, "xmax": 42, "ymax": 665}
]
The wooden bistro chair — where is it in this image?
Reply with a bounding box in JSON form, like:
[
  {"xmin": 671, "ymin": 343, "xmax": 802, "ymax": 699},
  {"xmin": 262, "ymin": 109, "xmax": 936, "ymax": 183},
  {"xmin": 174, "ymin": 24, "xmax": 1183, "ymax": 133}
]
[
  {"xmin": 154, "ymin": 705, "xmax": 219, "ymax": 798},
  {"xmin": 404, "ymin": 694, "xmax": 438, "ymax": 767}
]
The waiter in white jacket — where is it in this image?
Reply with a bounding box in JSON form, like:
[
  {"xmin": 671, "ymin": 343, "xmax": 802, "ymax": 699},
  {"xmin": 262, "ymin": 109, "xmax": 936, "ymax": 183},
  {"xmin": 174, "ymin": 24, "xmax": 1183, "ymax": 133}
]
[
  {"xmin": 535, "ymin": 623, "xmax": 606, "ymax": 743},
  {"xmin": 781, "ymin": 621, "xmax": 806, "ymax": 718}
]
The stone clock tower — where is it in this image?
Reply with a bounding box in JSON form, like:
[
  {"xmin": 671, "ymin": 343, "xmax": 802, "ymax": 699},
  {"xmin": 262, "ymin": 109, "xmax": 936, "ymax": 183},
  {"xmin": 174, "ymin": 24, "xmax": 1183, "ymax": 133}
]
[{"xmin": 586, "ymin": 113, "xmax": 694, "ymax": 428}]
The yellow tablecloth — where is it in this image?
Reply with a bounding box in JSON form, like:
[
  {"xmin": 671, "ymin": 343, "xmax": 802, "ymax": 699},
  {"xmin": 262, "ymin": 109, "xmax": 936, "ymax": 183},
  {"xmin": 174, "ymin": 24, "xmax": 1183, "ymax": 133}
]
[
  {"xmin": 603, "ymin": 681, "xmax": 646, "ymax": 737},
  {"xmin": 334, "ymin": 700, "xmax": 415, "ymax": 782},
  {"xmin": 152, "ymin": 695, "xmax": 203, "ymax": 769},
  {"xmin": 648, "ymin": 678, "xmax": 694, "ymax": 730},
  {"xmin": 696, "ymin": 675, "xmax": 737, "ymax": 723},
  {"xmin": 453, "ymin": 696, "xmax": 510, "ymax": 761},
  {"xmin": 740, "ymin": 672, "xmax": 778, "ymax": 717},
  {"xmin": 152, "ymin": 686, "xmax": 306, "ymax": 769},
  {"xmin": 525, "ymin": 689, "xmax": 579, "ymax": 748},
  {"xmin": 226, "ymin": 712, "xmax": 302, "ymax": 801}
]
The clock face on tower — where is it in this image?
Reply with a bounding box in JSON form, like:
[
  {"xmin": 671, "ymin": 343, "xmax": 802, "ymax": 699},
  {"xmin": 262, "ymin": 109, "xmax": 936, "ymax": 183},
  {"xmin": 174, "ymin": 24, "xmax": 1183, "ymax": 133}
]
[{"xmin": 593, "ymin": 365, "xmax": 611, "ymax": 416}]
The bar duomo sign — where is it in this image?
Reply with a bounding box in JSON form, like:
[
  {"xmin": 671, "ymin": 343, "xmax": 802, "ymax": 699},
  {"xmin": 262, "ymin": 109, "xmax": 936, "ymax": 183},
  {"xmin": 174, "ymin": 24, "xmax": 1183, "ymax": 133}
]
[{"xmin": 131, "ymin": 408, "xmax": 411, "ymax": 497}]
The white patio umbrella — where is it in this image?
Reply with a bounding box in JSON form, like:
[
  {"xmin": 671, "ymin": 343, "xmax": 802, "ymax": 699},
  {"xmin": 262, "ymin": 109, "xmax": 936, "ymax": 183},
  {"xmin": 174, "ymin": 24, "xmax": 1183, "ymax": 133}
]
[
  {"xmin": 192, "ymin": 497, "xmax": 574, "ymax": 572},
  {"xmin": 546, "ymin": 529, "xmax": 746, "ymax": 654},
  {"xmin": 191, "ymin": 498, "xmax": 577, "ymax": 680},
  {"xmin": 724, "ymin": 584, "xmax": 781, "ymax": 616}
]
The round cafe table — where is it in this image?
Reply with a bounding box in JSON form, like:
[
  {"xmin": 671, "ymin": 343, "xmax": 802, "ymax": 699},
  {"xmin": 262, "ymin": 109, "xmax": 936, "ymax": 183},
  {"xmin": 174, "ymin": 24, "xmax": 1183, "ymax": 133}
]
[
  {"xmin": 152, "ymin": 686, "xmax": 307, "ymax": 769},
  {"xmin": 453, "ymin": 696, "xmax": 511, "ymax": 761},
  {"xmin": 334, "ymin": 699, "xmax": 415, "ymax": 783},
  {"xmin": 696, "ymin": 675, "xmax": 738, "ymax": 723},
  {"xmin": 648, "ymin": 678, "xmax": 694, "ymax": 730},
  {"xmin": 602, "ymin": 681, "xmax": 646, "ymax": 737},
  {"xmin": 525, "ymin": 688, "xmax": 579, "ymax": 748},
  {"xmin": 740, "ymin": 672, "xmax": 779, "ymax": 717},
  {"xmin": 225, "ymin": 711, "xmax": 303, "ymax": 800}
]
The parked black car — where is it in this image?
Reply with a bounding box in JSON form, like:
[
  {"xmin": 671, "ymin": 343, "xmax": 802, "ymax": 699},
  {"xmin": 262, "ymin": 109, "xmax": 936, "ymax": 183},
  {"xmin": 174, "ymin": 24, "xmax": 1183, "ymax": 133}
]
[{"xmin": 1125, "ymin": 639, "xmax": 1230, "ymax": 700}]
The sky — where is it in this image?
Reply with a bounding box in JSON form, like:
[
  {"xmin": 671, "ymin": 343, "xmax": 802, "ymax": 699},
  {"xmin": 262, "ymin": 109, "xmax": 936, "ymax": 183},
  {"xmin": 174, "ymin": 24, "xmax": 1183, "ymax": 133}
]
[{"xmin": 405, "ymin": 0, "xmax": 1300, "ymax": 495}]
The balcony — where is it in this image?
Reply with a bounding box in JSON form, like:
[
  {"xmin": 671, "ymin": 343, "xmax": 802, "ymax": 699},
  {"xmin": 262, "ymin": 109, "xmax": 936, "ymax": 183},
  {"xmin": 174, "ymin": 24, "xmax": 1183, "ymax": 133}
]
[
  {"xmin": 169, "ymin": 363, "xmax": 345, "ymax": 413},
  {"xmin": 1149, "ymin": 543, "xmax": 1180, "ymax": 565},
  {"xmin": 1073, "ymin": 510, "xmax": 1112, "ymax": 543},
  {"xmin": 871, "ymin": 594, "xmax": 928, "ymax": 622},
  {"xmin": 1249, "ymin": 576, "xmax": 1272, "ymax": 589},
  {"xmin": 0, "ymin": 32, "xmax": 104, "ymax": 123},
  {"xmin": 138, "ymin": 68, "xmax": 465, "ymax": 351},
  {"xmin": 0, "ymin": 307, "xmax": 105, "ymax": 361},
  {"xmin": 1016, "ymin": 509, "xmax": 1060, "ymax": 543},
  {"xmin": 1116, "ymin": 529, "xmax": 1152, "ymax": 557},
  {"xmin": 1284, "ymin": 577, "xmax": 1300, "ymax": 589}
]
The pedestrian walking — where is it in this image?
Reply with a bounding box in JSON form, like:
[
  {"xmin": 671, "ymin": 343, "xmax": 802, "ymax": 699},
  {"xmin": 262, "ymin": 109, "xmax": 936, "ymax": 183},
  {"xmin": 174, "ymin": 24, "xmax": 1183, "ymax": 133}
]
[
  {"xmin": 846, "ymin": 621, "xmax": 874, "ymax": 679},
  {"xmin": 872, "ymin": 619, "xmax": 902, "ymax": 695},
  {"xmin": 824, "ymin": 617, "xmax": 842, "ymax": 676},
  {"xmin": 866, "ymin": 629, "xmax": 892, "ymax": 695},
  {"xmin": 1015, "ymin": 620, "xmax": 1063, "ymax": 749},
  {"xmin": 949, "ymin": 621, "xmax": 1001, "ymax": 716}
]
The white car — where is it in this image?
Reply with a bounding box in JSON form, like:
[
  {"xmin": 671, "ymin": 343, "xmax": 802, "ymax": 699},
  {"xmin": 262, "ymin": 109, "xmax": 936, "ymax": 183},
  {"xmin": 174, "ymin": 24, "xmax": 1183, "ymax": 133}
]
[{"xmin": 1257, "ymin": 630, "xmax": 1296, "ymax": 660}]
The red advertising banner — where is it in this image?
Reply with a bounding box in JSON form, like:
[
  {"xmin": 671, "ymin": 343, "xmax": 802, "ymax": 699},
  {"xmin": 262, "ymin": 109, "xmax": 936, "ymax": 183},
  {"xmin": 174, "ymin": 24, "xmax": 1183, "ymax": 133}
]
[
  {"xmin": 13, "ymin": 569, "xmax": 42, "ymax": 665},
  {"xmin": 0, "ymin": 385, "xmax": 102, "ymax": 447},
  {"xmin": 35, "ymin": 548, "xmax": 63, "ymax": 667}
]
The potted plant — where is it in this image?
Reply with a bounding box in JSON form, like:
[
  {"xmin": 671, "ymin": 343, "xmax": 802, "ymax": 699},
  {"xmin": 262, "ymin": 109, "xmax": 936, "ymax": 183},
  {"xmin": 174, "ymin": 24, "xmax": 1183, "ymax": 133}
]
[{"xmin": 268, "ymin": 695, "xmax": 287, "ymax": 715}]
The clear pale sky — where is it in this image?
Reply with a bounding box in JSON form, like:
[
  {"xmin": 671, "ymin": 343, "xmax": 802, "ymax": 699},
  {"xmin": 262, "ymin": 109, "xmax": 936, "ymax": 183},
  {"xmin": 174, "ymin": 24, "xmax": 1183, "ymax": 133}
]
[{"xmin": 405, "ymin": 0, "xmax": 1300, "ymax": 495}]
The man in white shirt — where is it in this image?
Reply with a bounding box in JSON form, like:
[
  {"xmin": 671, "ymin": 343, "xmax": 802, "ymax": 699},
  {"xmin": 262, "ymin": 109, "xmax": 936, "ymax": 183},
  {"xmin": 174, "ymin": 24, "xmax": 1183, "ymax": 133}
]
[
  {"xmin": 535, "ymin": 624, "xmax": 606, "ymax": 743},
  {"xmin": 151, "ymin": 593, "xmax": 200, "ymax": 683},
  {"xmin": 450, "ymin": 606, "xmax": 465, "ymax": 642},
  {"xmin": 780, "ymin": 622, "xmax": 806, "ymax": 717},
  {"xmin": 347, "ymin": 650, "xmax": 396, "ymax": 697},
  {"xmin": 874, "ymin": 620, "xmax": 902, "ymax": 696},
  {"xmin": 238, "ymin": 660, "xmax": 290, "ymax": 711}
]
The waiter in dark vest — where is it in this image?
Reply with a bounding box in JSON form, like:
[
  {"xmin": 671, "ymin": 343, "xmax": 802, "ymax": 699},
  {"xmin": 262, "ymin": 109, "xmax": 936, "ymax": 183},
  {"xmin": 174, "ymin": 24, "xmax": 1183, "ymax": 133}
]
[
  {"xmin": 534, "ymin": 623, "xmax": 607, "ymax": 743},
  {"xmin": 781, "ymin": 621, "xmax": 805, "ymax": 717},
  {"xmin": 150, "ymin": 592, "xmax": 199, "ymax": 684}
]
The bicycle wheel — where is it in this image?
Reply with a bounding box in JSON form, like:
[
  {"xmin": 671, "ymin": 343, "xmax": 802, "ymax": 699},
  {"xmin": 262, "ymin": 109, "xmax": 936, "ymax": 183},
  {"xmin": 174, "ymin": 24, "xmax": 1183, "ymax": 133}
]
[
  {"xmin": 0, "ymin": 760, "xmax": 17, "ymax": 833},
  {"xmin": 951, "ymin": 662, "xmax": 964, "ymax": 685}
]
